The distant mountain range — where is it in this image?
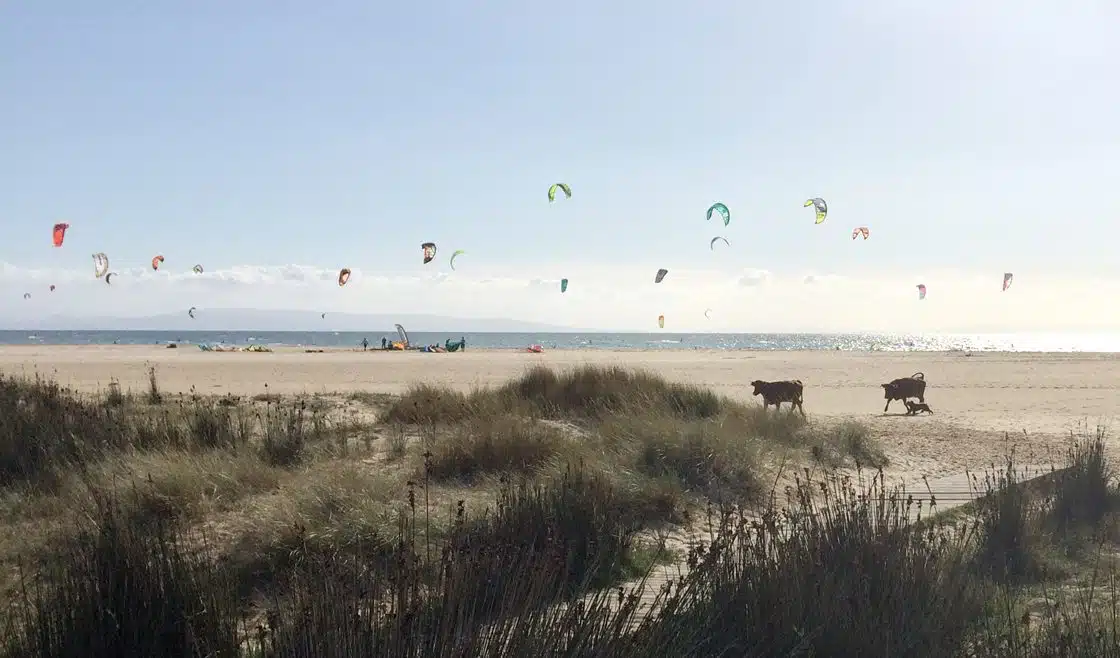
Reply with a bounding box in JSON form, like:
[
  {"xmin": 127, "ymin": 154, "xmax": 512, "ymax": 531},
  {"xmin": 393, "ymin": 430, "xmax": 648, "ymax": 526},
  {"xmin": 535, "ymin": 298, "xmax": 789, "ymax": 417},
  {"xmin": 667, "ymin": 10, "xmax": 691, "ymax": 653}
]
[{"xmin": 2, "ymin": 309, "xmax": 591, "ymax": 333}]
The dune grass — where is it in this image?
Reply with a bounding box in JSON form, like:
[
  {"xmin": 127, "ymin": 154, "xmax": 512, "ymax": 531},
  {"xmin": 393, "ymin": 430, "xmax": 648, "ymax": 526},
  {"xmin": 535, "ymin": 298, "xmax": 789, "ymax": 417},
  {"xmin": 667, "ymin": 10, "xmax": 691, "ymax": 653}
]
[
  {"xmin": 4, "ymin": 366, "xmax": 1120, "ymax": 655},
  {"xmin": 381, "ymin": 365, "xmax": 725, "ymax": 424},
  {"xmin": 388, "ymin": 364, "xmax": 887, "ymax": 505}
]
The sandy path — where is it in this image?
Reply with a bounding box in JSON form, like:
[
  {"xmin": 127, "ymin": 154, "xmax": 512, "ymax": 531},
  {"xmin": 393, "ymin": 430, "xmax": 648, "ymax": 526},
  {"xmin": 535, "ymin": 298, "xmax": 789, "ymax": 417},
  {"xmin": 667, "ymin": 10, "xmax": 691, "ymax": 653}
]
[{"xmin": 2, "ymin": 346, "xmax": 1117, "ymax": 481}]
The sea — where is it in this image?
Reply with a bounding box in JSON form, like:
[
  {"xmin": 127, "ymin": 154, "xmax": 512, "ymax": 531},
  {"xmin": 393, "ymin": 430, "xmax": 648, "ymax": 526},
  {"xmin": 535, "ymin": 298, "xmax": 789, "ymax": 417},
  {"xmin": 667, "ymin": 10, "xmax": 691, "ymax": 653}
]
[{"xmin": 3, "ymin": 330, "xmax": 1120, "ymax": 352}]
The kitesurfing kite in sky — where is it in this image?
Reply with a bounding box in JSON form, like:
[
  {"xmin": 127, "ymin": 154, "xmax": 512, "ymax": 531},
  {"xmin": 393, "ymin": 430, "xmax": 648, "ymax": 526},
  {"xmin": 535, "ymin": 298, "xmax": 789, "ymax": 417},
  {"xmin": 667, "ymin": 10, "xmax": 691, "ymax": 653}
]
[
  {"xmin": 706, "ymin": 203, "xmax": 730, "ymax": 226},
  {"xmin": 548, "ymin": 183, "xmax": 571, "ymax": 203},
  {"xmin": 52, "ymin": 223, "xmax": 69, "ymax": 247},
  {"xmin": 805, "ymin": 198, "xmax": 828, "ymax": 224},
  {"xmin": 92, "ymin": 253, "xmax": 109, "ymax": 278}
]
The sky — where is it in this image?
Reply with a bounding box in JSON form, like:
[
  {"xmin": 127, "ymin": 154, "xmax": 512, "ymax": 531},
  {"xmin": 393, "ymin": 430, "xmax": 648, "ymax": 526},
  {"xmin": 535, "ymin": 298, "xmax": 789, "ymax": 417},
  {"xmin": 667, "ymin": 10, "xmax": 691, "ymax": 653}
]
[{"xmin": 1, "ymin": 1, "xmax": 1118, "ymax": 332}]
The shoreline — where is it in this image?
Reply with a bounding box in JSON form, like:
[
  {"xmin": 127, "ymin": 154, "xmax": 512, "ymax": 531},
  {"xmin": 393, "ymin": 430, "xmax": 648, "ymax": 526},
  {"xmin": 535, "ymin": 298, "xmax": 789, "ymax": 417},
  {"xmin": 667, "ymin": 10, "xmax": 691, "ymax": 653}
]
[
  {"xmin": 5, "ymin": 343, "xmax": 1120, "ymax": 356},
  {"xmin": 5, "ymin": 330, "xmax": 1120, "ymax": 354}
]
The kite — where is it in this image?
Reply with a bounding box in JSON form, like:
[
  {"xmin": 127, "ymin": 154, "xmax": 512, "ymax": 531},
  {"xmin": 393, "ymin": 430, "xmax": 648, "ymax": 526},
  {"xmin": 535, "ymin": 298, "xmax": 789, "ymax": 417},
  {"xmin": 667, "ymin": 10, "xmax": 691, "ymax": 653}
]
[
  {"xmin": 52, "ymin": 223, "xmax": 69, "ymax": 247},
  {"xmin": 560, "ymin": 278, "xmax": 568, "ymax": 293},
  {"xmin": 192, "ymin": 264, "xmax": 204, "ymax": 274},
  {"xmin": 49, "ymin": 285, "xmax": 55, "ymax": 292},
  {"xmin": 706, "ymin": 203, "xmax": 730, "ymax": 226},
  {"xmin": 23, "ymin": 293, "xmax": 30, "ymax": 300},
  {"xmin": 152, "ymin": 255, "xmax": 165, "ymax": 271},
  {"xmin": 704, "ymin": 308, "xmax": 712, "ymax": 320},
  {"xmin": 916, "ymin": 284, "xmax": 927, "ymax": 300},
  {"xmin": 92, "ymin": 253, "xmax": 109, "ymax": 278},
  {"xmin": 548, "ymin": 183, "xmax": 572, "ymax": 203},
  {"xmin": 658, "ymin": 314, "xmax": 665, "ymax": 329},
  {"xmin": 395, "ymin": 323, "xmax": 410, "ymax": 348},
  {"xmin": 338, "ymin": 268, "xmax": 351, "ymax": 287},
  {"xmin": 422, "ymin": 242, "xmax": 437, "ymax": 264},
  {"xmin": 654, "ymin": 268, "xmax": 668, "ymax": 284},
  {"xmin": 450, "ymin": 249, "xmax": 466, "ymax": 270},
  {"xmin": 105, "ymin": 272, "xmax": 116, "ymax": 285},
  {"xmin": 321, "ymin": 313, "xmax": 327, "ymax": 319},
  {"xmin": 709, "ymin": 236, "xmax": 730, "ymax": 250},
  {"xmin": 852, "ymin": 227, "xmax": 869, "ymax": 240},
  {"xmin": 805, "ymin": 198, "xmax": 828, "ymax": 224},
  {"xmin": 188, "ymin": 307, "xmax": 197, "ymax": 319},
  {"xmin": 1002, "ymin": 272, "xmax": 1013, "ymax": 291}
]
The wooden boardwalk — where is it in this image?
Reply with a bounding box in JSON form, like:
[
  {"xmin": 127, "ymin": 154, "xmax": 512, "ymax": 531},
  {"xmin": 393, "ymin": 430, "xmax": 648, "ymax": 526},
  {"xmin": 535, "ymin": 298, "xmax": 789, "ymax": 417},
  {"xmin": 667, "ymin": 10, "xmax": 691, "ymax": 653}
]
[
  {"xmin": 608, "ymin": 463, "xmax": 1061, "ymax": 626},
  {"xmin": 901, "ymin": 463, "xmax": 1056, "ymax": 513}
]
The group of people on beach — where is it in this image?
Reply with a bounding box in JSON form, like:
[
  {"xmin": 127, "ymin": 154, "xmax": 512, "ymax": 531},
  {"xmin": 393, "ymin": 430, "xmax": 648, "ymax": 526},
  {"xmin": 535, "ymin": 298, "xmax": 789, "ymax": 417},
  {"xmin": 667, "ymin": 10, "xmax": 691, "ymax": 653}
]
[
  {"xmin": 360, "ymin": 336, "xmax": 466, "ymax": 352},
  {"xmin": 360, "ymin": 337, "xmax": 388, "ymax": 350}
]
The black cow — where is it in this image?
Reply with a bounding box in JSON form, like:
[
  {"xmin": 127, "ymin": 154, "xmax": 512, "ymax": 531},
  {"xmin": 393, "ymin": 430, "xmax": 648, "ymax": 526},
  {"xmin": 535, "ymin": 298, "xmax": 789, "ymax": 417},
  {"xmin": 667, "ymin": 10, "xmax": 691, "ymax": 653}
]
[
  {"xmin": 881, "ymin": 372, "xmax": 927, "ymax": 413},
  {"xmin": 904, "ymin": 400, "xmax": 933, "ymax": 415},
  {"xmin": 750, "ymin": 379, "xmax": 805, "ymax": 416}
]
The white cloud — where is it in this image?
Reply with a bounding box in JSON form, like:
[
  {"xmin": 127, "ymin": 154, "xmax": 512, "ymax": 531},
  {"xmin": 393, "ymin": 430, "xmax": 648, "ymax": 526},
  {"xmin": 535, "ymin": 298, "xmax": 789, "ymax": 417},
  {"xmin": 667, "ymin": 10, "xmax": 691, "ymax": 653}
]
[
  {"xmin": 739, "ymin": 269, "xmax": 772, "ymax": 287},
  {"xmin": 2, "ymin": 261, "xmax": 1118, "ymax": 333},
  {"xmin": 802, "ymin": 273, "xmax": 844, "ymax": 286}
]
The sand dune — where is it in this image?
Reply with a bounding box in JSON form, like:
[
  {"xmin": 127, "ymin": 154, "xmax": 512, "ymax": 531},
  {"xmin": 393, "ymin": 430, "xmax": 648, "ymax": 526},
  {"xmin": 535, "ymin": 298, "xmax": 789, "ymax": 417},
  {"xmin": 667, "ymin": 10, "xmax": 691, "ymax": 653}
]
[{"xmin": 2, "ymin": 345, "xmax": 1117, "ymax": 482}]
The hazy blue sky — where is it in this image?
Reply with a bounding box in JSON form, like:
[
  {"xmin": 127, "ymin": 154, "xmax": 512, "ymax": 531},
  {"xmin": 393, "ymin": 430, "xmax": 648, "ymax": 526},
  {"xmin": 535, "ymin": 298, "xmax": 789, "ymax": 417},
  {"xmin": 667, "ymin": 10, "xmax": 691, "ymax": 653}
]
[{"xmin": 1, "ymin": 1, "xmax": 1117, "ymax": 331}]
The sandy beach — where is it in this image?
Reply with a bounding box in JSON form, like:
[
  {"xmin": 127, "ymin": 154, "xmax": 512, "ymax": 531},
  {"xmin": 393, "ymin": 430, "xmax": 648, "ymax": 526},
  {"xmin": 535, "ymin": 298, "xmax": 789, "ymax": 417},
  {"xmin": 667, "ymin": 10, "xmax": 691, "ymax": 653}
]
[{"xmin": 2, "ymin": 345, "xmax": 1118, "ymax": 481}]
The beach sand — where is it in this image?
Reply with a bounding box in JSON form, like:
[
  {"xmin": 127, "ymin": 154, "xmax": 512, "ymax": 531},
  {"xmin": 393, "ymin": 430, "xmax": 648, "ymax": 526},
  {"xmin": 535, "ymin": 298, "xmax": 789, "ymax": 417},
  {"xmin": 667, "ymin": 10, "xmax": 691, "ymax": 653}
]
[{"xmin": 2, "ymin": 345, "xmax": 1118, "ymax": 482}]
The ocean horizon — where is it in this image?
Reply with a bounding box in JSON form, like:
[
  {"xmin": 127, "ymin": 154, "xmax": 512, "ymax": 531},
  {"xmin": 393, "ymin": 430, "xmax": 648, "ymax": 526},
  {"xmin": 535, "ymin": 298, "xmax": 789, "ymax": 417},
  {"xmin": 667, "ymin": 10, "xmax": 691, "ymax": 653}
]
[{"xmin": 3, "ymin": 330, "xmax": 1120, "ymax": 352}]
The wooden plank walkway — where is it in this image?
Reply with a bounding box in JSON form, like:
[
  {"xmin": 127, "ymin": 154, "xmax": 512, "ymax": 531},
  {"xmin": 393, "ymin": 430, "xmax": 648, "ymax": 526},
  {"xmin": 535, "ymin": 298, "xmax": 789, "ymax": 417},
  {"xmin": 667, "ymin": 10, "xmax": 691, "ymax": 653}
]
[
  {"xmin": 607, "ymin": 463, "xmax": 1061, "ymax": 626},
  {"xmin": 901, "ymin": 463, "xmax": 1056, "ymax": 513}
]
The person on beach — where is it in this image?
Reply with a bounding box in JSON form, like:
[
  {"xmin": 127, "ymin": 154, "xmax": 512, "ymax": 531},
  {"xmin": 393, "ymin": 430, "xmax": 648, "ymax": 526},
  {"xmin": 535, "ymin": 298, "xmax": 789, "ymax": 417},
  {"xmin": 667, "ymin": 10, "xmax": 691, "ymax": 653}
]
[
  {"xmin": 461, "ymin": 336, "xmax": 466, "ymax": 351},
  {"xmin": 361, "ymin": 337, "xmax": 369, "ymax": 351},
  {"xmin": 382, "ymin": 337, "xmax": 387, "ymax": 349}
]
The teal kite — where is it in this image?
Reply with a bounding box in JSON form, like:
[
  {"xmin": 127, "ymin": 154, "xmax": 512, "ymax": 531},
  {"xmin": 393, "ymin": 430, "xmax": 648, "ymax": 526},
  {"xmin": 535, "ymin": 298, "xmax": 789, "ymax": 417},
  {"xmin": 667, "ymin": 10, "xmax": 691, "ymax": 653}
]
[{"xmin": 706, "ymin": 203, "xmax": 730, "ymax": 226}]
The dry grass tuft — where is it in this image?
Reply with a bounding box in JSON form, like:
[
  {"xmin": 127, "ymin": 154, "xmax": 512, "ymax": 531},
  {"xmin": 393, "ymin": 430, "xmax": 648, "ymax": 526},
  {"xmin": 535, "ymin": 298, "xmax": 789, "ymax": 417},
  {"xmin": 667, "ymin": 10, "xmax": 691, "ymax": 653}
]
[{"xmin": 422, "ymin": 415, "xmax": 576, "ymax": 482}]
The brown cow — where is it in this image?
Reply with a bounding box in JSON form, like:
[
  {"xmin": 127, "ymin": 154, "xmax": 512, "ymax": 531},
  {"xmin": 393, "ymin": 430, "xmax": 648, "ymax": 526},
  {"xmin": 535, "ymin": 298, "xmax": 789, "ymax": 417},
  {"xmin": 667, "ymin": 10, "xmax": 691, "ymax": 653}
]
[
  {"xmin": 750, "ymin": 379, "xmax": 805, "ymax": 416},
  {"xmin": 881, "ymin": 371, "xmax": 927, "ymax": 413}
]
